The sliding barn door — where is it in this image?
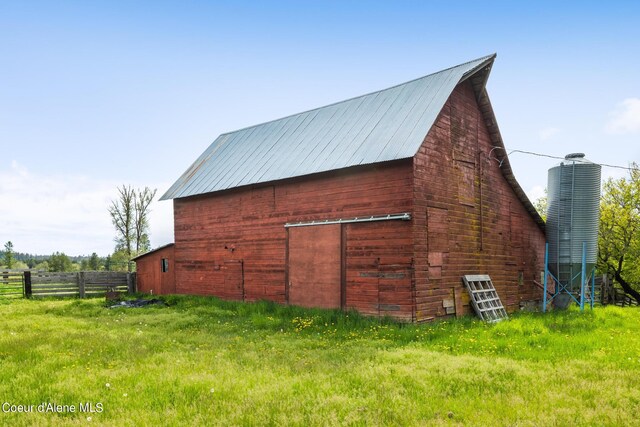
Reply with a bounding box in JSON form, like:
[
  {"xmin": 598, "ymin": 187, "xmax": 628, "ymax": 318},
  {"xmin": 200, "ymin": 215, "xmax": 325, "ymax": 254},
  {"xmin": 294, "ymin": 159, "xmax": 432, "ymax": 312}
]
[{"xmin": 287, "ymin": 224, "xmax": 341, "ymax": 309}]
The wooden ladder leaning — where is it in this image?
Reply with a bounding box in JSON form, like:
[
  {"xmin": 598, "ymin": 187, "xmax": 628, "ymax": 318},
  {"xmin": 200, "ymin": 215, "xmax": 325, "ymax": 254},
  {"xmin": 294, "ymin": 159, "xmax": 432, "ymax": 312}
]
[{"xmin": 462, "ymin": 274, "xmax": 508, "ymax": 323}]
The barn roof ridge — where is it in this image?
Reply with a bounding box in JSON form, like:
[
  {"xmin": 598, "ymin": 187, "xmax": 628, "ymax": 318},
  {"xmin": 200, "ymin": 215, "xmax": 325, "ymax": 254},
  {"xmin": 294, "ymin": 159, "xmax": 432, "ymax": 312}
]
[
  {"xmin": 161, "ymin": 54, "xmax": 496, "ymax": 201},
  {"xmin": 217, "ymin": 53, "xmax": 497, "ymax": 138}
]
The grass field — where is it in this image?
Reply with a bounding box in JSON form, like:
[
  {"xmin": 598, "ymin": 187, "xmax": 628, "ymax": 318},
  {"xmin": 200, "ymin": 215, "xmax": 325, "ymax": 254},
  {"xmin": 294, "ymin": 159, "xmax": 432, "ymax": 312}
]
[
  {"xmin": 0, "ymin": 278, "xmax": 23, "ymax": 298},
  {"xmin": 0, "ymin": 296, "xmax": 639, "ymax": 426}
]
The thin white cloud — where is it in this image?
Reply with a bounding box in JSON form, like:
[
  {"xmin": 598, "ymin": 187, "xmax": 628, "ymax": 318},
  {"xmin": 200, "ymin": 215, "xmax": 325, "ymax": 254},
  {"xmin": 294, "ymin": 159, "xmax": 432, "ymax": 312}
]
[
  {"xmin": 538, "ymin": 127, "xmax": 560, "ymax": 141},
  {"xmin": 0, "ymin": 161, "xmax": 173, "ymax": 256},
  {"xmin": 606, "ymin": 98, "xmax": 640, "ymax": 134}
]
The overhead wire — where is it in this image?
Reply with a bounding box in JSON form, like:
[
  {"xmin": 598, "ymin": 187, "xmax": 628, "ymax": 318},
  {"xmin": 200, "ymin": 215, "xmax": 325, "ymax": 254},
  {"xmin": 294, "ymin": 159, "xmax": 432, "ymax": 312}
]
[{"xmin": 488, "ymin": 147, "xmax": 637, "ymax": 171}]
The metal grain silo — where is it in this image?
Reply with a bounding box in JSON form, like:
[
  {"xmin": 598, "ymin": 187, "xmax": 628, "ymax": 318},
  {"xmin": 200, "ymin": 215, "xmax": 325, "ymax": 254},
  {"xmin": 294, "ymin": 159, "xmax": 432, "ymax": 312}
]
[{"xmin": 546, "ymin": 153, "xmax": 601, "ymax": 293}]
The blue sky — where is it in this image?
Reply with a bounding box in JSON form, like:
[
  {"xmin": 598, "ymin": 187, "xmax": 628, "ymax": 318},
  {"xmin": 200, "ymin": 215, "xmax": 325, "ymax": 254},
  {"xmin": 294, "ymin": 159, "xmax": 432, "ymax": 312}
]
[{"xmin": 1, "ymin": 1, "xmax": 639, "ymax": 256}]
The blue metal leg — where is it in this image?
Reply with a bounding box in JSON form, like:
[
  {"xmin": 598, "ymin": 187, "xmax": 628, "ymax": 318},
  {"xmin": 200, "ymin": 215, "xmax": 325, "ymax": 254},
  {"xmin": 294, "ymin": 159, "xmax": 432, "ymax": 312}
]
[
  {"xmin": 580, "ymin": 242, "xmax": 586, "ymax": 311},
  {"xmin": 591, "ymin": 269, "xmax": 595, "ymax": 309},
  {"xmin": 543, "ymin": 243, "xmax": 549, "ymax": 313}
]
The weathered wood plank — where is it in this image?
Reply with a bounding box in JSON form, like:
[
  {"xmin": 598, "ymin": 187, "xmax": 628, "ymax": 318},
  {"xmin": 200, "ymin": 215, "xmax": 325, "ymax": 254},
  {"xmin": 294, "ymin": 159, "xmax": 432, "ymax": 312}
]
[
  {"xmin": 32, "ymin": 289, "xmax": 79, "ymax": 295},
  {"xmin": 31, "ymin": 285, "xmax": 78, "ymax": 291}
]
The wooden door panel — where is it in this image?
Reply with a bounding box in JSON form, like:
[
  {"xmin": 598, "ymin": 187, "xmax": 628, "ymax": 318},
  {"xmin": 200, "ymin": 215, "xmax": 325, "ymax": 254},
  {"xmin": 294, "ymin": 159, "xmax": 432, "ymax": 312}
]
[
  {"xmin": 288, "ymin": 225, "xmax": 341, "ymax": 309},
  {"xmin": 223, "ymin": 260, "xmax": 244, "ymax": 301}
]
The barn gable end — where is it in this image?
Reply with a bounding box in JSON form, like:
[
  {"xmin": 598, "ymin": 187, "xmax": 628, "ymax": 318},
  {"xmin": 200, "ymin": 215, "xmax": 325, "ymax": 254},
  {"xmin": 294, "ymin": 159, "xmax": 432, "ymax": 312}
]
[{"xmin": 412, "ymin": 80, "xmax": 545, "ymax": 321}]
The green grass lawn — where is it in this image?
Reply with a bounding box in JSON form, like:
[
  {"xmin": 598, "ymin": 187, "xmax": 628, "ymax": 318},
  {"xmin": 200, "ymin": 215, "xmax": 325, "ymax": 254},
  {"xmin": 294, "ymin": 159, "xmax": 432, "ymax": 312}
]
[{"xmin": 0, "ymin": 296, "xmax": 639, "ymax": 426}]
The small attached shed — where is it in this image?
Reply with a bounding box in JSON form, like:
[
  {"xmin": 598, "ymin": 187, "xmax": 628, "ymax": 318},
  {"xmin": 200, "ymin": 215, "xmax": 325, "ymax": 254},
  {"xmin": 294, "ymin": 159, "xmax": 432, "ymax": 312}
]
[
  {"xmin": 133, "ymin": 243, "xmax": 175, "ymax": 295},
  {"xmin": 136, "ymin": 54, "xmax": 546, "ymax": 321}
]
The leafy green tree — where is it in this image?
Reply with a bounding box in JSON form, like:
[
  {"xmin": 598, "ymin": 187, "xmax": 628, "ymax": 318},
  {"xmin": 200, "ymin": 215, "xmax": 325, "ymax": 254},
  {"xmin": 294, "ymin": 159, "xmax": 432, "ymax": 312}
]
[
  {"xmin": 108, "ymin": 249, "xmax": 131, "ymax": 272},
  {"xmin": 48, "ymin": 252, "xmax": 72, "ymax": 272},
  {"xmin": 89, "ymin": 252, "xmax": 101, "ymax": 271},
  {"xmin": 3, "ymin": 241, "xmax": 15, "ymax": 269},
  {"xmin": 533, "ymin": 189, "xmax": 548, "ymax": 222},
  {"xmin": 12, "ymin": 261, "xmax": 28, "ymax": 270},
  {"xmin": 598, "ymin": 164, "xmax": 640, "ymax": 304},
  {"xmin": 33, "ymin": 261, "xmax": 49, "ymax": 271}
]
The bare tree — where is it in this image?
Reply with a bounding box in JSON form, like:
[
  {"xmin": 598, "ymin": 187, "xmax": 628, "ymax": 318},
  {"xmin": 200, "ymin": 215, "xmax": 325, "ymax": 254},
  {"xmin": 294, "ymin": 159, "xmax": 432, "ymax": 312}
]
[
  {"xmin": 109, "ymin": 185, "xmax": 134, "ymax": 259},
  {"xmin": 109, "ymin": 185, "xmax": 157, "ymax": 271},
  {"xmin": 134, "ymin": 187, "xmax": 157, "ymax": 254}
]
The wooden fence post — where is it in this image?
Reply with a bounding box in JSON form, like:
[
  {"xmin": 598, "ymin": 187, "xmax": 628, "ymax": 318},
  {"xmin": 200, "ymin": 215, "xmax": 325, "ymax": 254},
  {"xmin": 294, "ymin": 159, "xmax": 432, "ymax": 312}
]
[
  {"xmin": 23, "ymin": 271, "xmax": 32, "ymax": 298},
  {"xmin": 127, "ymin": 273, "xmax": 136, "ymax": 294},
  {"xmin": 78, "ymin": 272, "xmax": 86, "ymax": 298}
]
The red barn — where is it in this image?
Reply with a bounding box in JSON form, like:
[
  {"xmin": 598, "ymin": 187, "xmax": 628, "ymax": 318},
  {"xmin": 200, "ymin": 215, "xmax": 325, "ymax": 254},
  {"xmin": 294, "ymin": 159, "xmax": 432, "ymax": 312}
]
[{"xmin": 135, "ymin": 54, "xmax": 546, "ymax": 321}]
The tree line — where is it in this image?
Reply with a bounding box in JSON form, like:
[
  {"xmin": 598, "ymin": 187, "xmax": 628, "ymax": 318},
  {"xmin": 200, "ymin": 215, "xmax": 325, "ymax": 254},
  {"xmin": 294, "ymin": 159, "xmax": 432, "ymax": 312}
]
[
  {"xmin": 0, "ymin": 244, "xmax": 133, "ymax": 273},
  {"xmin": 1, "ymin": 184, "xmax": 157, "ymax": 273}
]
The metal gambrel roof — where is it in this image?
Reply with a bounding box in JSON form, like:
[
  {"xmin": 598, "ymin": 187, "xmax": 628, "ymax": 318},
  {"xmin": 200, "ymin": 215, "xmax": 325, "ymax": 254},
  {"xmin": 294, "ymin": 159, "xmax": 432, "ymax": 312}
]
[{"xmin": 161, "ymin": 54, "xmax": 496, "ymax": 201}]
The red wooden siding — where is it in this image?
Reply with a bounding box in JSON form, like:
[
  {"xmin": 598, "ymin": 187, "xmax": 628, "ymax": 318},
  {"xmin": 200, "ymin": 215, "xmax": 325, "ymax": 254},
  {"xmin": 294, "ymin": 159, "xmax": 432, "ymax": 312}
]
[
  {"xmin": 135, "ymin": 244, "xmax": 175, "ymax": 295},
  {"xmin": 412, "ymin": 80, "xmax": 546, "ymax": 321},
  {"xmin": 173, "ymin": 160, "xmax": 415, "ymax": 318},
  {"xmin": 344, "ymin": 221, "xmax": 414, "ymax": 320}
]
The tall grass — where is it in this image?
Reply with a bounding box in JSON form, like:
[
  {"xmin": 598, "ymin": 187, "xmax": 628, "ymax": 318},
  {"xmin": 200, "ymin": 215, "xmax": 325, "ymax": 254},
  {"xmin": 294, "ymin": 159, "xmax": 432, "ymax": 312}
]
[{"xmin": 0, "ymin": 295, "xmax": 639, "ymax": 426}]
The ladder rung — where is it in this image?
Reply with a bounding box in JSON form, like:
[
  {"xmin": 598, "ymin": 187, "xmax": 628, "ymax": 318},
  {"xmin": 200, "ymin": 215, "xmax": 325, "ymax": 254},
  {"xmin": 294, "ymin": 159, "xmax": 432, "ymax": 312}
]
[{"xmin": 463, "ymin": 274, "xmax": 508, "ymax": 322}]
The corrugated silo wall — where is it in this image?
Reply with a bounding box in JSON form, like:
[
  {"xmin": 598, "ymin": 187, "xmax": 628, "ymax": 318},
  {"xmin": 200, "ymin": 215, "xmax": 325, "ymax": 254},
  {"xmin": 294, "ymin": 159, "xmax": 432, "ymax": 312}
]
[{"xmin": 412, "ymin": 80, "xmax": 546, "ymax": 321}]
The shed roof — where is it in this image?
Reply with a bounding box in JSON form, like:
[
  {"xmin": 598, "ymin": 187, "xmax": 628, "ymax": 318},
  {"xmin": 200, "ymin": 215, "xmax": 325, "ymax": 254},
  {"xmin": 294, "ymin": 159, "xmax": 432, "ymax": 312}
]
[
  {"xmin": 161, "ymin": 54, "xmax": 496, "ymax": 201},
  {"xmin": 131, "ymin": 243, "xmax": 175, "ymax": 261}
]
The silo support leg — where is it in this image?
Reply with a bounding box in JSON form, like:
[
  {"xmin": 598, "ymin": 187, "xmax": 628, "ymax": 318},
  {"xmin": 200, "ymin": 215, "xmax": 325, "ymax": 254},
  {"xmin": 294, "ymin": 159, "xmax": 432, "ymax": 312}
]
[
  {"xmin": 580, "ymin": 242, "xmax": 587, "ymax": 311},
  {"xmin": 590, "ymin": 270, "xmax": 595, "ymax": 309},
  {"xmin": 543, "ymin": 243, "xmax": 549, "ymax": 312}
]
